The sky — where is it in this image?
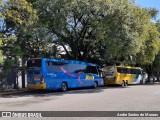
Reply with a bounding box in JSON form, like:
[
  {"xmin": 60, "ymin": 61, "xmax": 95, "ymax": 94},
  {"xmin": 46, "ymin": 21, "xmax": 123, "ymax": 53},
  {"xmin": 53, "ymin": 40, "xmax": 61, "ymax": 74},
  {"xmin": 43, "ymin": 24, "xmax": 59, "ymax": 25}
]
[{"xmin": 136, "ymin": 0, "xmax": 160, "ymax": 21}]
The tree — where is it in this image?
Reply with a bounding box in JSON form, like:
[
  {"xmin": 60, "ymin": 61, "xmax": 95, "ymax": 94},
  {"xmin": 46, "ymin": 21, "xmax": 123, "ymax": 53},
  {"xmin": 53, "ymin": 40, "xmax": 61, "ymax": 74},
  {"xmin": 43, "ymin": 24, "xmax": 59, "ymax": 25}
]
[
  {"xmin": 2, "ymin": 0, "xmax": 38, "ymax": 88},
  {"xmin": 2, "ymin": 0, "xmax": 64, "ymax": 87},
  {"xmin": 131, "ymin": 8, "xmax": 160, "ymax": 82},
  {"xmin": 0, "ymin": 34, "xmax": 2, "ymax": 64},
  {"xmin": 0, "ymin": 0, "xmax": 3, "ymax": 64},
  {"xmin": 94, "ymin": 1, "xmax": 160, "ymax": 65},
  {"xmin": 147, "ymin": 20, "xmax": 160, "ymax": 82},
  {"xmin": 3, "ymin": 0, "xmax": 160, "ymax": 66},
  {"xmin": 135, "ymin": 23, "xmax": 160, "ymax": 65},
  {"xmin": 27, "ymin": 0, "xmax": 156, "ymax": 65},
  {"xmin": 143, "ymin": 7, "xmax": 159, "ymax": 20},
  {"xmin": 156, "ymin": 20, "xmax": 160, "ymax": 35},
  {"xmin": 28, "ymin": 0, "xmax": 110, "ymax": 61},
  {"xmin": 2, "ymin": 0, "xmax": 38, "ymax": 59},
  {"xmin": 151, "ymin": 52, "xmax": 160, "ymax": 82}
]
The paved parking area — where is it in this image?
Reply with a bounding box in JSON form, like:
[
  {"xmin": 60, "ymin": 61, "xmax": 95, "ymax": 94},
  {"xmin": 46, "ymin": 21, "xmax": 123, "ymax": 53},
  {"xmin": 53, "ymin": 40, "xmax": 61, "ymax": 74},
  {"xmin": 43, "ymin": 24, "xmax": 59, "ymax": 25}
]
[{"xmin": 0, "ymin": 83, "xmax": 160, "ymax": 119}]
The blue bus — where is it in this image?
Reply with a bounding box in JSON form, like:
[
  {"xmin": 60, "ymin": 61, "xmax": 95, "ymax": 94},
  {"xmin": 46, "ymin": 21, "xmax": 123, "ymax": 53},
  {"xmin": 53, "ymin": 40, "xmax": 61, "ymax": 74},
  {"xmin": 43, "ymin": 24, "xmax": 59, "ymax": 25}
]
[{"xmin": 27, "ymin": 58, "xmax": 103, "ymax": 91}]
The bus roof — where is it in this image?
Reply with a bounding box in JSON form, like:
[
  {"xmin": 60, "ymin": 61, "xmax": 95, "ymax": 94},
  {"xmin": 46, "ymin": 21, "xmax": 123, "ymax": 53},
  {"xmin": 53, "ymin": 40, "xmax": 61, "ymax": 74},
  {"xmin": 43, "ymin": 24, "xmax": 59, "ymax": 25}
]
[
  {"xmin": 116, "ymin": 66, "xmax": 142, "ymax": 70},
  {"xmin": 28, "ymin": 58, "xmax": 100, "ymax": 67},
  {"xmin": 103, "ymin": 65, "xmax": 142, "ymax": 69}
]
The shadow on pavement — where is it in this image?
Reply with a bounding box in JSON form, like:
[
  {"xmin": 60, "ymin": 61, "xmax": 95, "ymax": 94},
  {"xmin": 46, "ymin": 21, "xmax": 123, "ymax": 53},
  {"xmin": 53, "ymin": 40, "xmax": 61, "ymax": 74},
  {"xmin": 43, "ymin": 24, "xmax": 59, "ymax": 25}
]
[
  {"xmin": 0, "ymin": 87, "xmax": 103, "ymax": 98},
  {"xmin": 0, "ymin": 85, "xmax": 130, "ymax": 98},
  {"xmin": 139, "ymin": 82, "xmax": 160, "ymax": 86}
]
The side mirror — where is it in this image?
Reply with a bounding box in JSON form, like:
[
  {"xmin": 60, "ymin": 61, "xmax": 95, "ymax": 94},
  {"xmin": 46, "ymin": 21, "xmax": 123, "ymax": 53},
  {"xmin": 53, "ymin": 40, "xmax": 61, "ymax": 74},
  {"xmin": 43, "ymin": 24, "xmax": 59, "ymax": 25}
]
[{"xmin": 98, "ymin": 68, "xmax": 103, "ymax": 78}]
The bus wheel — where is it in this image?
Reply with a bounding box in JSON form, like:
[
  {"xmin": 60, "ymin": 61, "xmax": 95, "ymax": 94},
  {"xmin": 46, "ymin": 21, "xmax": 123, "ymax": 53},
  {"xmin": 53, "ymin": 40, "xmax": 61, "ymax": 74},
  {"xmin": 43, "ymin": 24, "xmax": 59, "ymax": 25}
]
[
  {"xmin": 140, "ymin": 80, "xmax": 143, "ymax": 84},
  {"xmin": 125, "ymin": 81, "xmax": 128, "ymax": 86},
  {"xmin": 122, "ymin": 81, "xmax": 125, "ymax": 87},
  {"xmin": 94, "ymin": 82, "xmax": 98, "ymax": 88},
  {"xmin": 61, "ymin": 82, "xmax": 68, "ymax": 92}
]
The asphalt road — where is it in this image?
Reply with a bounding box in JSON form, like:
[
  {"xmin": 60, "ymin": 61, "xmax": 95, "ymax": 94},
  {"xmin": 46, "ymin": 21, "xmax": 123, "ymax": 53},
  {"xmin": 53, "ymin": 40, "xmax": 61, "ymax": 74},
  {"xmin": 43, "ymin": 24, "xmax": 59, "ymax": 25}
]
[{"xmin": 0, "ymin": 83, "xmax": 160, "ymax": 120}]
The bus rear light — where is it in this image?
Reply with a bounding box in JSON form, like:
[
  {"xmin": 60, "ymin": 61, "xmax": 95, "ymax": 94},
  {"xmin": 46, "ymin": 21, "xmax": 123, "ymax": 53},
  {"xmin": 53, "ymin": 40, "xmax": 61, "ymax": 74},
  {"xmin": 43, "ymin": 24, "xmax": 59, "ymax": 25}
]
[{"xmin": 114, "ymin": 76, "xmax": 116, "ymax": 81}]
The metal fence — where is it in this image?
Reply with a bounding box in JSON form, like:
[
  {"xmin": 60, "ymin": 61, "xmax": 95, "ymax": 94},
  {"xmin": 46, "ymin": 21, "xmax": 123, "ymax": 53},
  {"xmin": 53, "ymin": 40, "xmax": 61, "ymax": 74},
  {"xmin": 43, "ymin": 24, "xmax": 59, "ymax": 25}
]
[{"xmin": 0, "ymin": 66, "xmax": 26, "ymax": 92}]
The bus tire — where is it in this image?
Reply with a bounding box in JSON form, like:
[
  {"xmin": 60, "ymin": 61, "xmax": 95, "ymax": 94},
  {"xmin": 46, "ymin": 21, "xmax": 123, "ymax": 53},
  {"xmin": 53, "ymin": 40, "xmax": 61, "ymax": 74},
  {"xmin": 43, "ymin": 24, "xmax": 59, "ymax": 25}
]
[
  {"xmin": 125, "ymin": 81, "xmax": 128, "ymax": 86},
  {"xmin": 122, "ymin": 81, "xmax": 125, "ymax": 87},
  {"xmin": 93, "ymin": 81, "xmax": 98, "ymax": 88},
  {"xmin": 140, "ymin": 80, "xmax": 143, "ymax": 84},
  {"xmin": 61, "ymin": 82, "xmax": 68, "ymax": 92},
  {"xmin": 143, "ymin": 80, "xmax": 146, "ymax": 84}
]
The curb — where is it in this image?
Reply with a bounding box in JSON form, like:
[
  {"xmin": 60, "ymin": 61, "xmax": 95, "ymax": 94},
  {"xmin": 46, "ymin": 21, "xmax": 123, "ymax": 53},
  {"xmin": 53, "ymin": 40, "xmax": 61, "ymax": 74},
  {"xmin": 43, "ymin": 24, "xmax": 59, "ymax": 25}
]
[{"xmin": 0, "ymin": 89, "xmax": 28, "ymax": 95}]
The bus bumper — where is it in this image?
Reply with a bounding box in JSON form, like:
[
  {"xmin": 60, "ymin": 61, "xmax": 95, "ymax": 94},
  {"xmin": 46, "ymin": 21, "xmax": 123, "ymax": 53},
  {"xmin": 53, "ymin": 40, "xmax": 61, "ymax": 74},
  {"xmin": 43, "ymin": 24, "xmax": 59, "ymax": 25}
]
[
  {"xmin": 27, "ymin": 83, "xmax": 46, "ymax": 90},
  {"xmin": 103, "ymin": 78, "xmax": 120, "ymax": 85}
]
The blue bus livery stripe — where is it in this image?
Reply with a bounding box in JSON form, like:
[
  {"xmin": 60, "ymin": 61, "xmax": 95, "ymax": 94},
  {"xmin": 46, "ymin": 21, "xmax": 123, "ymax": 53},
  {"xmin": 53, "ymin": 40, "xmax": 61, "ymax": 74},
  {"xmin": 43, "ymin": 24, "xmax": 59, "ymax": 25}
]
[{"xmin": 27, "ymin": 58, "xmax": 103, "ymax": 90}]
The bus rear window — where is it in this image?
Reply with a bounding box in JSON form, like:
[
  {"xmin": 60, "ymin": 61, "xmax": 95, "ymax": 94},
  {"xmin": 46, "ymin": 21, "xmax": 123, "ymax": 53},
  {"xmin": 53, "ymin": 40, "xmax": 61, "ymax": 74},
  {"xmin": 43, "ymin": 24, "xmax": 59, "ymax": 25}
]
[
  {"xmin": 105, "ymin": 71, "xmax": 114, "ymax": 76},
  {"xmin": 27, "ymin": 59, "xmax": 42, "ymax": 68}
]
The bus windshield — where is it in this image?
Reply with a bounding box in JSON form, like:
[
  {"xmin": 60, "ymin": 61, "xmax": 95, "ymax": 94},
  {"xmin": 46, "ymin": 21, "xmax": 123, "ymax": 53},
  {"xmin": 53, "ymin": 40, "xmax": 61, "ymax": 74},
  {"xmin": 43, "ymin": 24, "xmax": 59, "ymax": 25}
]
[
  {"xmin": 27, "ymin": 59, "xmax": 42, "ymax": 68},
  {"xmin": 27, "ymin": 59, "xmax": 42, "ymax": 74}
]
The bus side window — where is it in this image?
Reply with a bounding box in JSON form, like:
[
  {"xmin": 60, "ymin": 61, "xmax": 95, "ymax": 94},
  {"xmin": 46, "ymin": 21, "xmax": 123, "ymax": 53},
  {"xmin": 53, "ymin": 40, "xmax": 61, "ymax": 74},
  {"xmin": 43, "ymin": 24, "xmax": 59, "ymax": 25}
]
[
  {"xmin": 123, "ymin": 68, "xmax": 126, "ymax": 73},
  {"xmin": 117, "ymin": 67, "xmax": 122, "ymax": 73},
  {"xmin": 131, "ymin": 69, "xmax": 136, "ymax": 74},
  {"xmin": 127, "ymin": 68, "xmax": 131, "ymax": 74}
]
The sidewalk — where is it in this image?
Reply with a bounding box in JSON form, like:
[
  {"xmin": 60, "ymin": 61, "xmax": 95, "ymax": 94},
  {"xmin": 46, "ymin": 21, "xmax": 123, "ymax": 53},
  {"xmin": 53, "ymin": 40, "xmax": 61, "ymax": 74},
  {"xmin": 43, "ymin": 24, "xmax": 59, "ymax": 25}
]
[{"xmin": 0, "ymin": 88, "xmax": 28, "ymax": 95}]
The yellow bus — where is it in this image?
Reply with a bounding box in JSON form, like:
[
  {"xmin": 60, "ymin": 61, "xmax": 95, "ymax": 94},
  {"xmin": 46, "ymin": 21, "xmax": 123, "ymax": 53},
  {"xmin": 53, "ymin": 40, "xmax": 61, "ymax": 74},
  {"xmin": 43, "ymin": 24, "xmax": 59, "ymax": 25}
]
[{"xmin": 103, "ymin": 66, "xmax": 147, "ymax": 86}]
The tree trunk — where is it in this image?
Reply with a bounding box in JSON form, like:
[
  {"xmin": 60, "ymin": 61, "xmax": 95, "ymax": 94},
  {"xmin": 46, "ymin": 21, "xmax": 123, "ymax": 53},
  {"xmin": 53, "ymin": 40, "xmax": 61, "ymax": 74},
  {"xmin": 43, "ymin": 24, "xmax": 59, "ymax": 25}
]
[
  {"xmin": 13, "ymin": 67, "xmax": 18, "ymax": 89},
  {"xmin": 157, "ymin": 73, "xmax": 160, "ymax": 82},
  {"xmin": 153, "ymin": 77, "xmax": 155, "ymax": 83},
  {"xmin": 147, "ymin": 74, "xmax": 151, "ymax": 83},
  {"xmin": 22, "ymin": 57, "xmax": 26, "ymax": 88}
]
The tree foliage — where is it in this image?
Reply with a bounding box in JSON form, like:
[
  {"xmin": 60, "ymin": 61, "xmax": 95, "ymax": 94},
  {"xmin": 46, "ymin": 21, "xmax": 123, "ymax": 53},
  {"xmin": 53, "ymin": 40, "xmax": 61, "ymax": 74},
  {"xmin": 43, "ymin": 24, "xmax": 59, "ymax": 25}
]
[
  {"xmin": 28, "ymin": 0, "xmax": 111, "ymax": 61},
  {"xmin": 143, "ymin": 7, "xmax": 159, "ymax": 20},
  {"xmin": 145, "ymin": 20, "xmax": 160, "ymax": 81},
  {"xmin": 135, "ymin": 23, "xmax": 160, "ymax": 64},
  {"xmin": 2, "ymin": 0, "xmax": 38, "ymax": 62},
  {"xmin": 0, "ymin": 0, "xmax": 3, "ymax": 64},
  {"xmin": 1, "ymin": 0, "xmax": 160, "ymax": 68},
  {"xmin": 25, "ymin": 0, "xmax": 159, "ymax": 65},
  {"xmin": 0, "ymin": 34, "xmax": 2, "ymax": 64}
]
